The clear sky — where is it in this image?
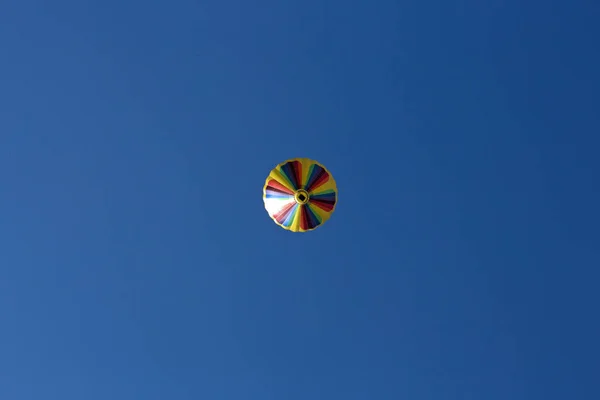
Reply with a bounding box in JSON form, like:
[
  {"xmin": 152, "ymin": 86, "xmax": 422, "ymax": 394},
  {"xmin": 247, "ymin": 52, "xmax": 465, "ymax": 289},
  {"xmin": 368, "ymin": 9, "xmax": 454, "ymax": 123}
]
[{"xmin": 1, "ymin": 1, "xmax": 599, "ymax": 399}]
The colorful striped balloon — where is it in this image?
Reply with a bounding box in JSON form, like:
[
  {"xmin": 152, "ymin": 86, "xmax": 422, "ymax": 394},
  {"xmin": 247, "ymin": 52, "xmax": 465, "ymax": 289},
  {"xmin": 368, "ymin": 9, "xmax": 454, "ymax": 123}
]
[{"xmin": 263, "ymin": 158, "xmax": 338, "ymax": 232}]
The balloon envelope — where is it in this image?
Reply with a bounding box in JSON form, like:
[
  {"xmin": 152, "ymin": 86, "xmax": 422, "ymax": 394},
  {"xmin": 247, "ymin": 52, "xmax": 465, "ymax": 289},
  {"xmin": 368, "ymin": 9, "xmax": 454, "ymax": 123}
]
[{"xmin": 263, "ymin": 158, "xmax": 338, "ymax": 232}]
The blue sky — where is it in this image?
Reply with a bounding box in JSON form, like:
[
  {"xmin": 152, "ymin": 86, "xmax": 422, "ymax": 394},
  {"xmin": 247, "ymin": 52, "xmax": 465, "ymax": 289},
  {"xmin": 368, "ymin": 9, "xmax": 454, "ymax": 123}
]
[{"xmin": 1, "ymin": 1, "xmax": 599, "ymax": 399}]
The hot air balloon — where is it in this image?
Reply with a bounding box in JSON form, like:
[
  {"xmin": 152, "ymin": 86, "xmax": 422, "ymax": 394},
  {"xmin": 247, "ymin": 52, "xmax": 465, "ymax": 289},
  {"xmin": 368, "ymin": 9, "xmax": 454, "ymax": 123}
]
[{"xmin": 263, "ymin": 158, "xmax": 338, "ymax": 232}]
